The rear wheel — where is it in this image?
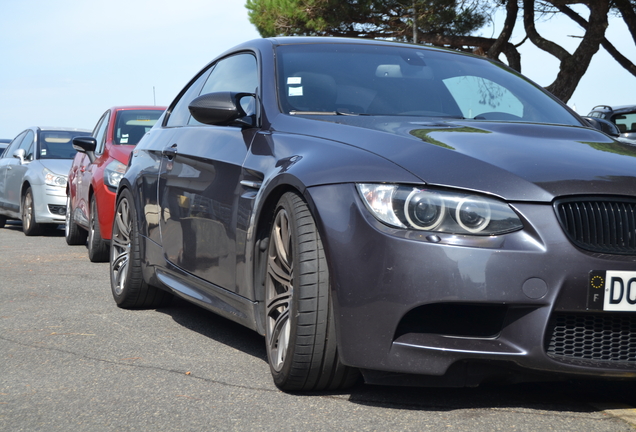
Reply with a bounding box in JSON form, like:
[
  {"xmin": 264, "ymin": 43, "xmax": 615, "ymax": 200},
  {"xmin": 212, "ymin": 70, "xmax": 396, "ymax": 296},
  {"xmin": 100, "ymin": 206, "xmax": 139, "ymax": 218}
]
[
  {"xmin": 110, "ymin": 188, "xmax": 171, "ymax": 309},
  {"xmin": 65, "ymin": 195, "xmax": 88, "ymax": 245},
  {"xmin": 22, "ymin": 187, "xmax": 43, "ymax": 236},
  {"xmin": 88, "ymin": 195, "xmax": 109, "ymax": 262},
  {"xmin": 265, "ymin": 192, "xmax": 359, "ymax": 392},
  {"xmin": 0, "ymin": 215, "xmax": 6, "ymax": 228}
]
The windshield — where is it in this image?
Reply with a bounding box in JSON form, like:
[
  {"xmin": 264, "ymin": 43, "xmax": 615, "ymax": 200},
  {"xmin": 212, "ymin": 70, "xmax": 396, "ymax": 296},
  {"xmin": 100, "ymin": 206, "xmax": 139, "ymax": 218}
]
[
  {"xmin": 114, "ymin": 109, "xmax": 163, "ymax": 145},
  {"xmin": 276, "ymin": 43, "xmax": 580, "ymax": 126},
  {"xmin": 38, "ymin": 131, "xmax": 90, "ymax": 160}
]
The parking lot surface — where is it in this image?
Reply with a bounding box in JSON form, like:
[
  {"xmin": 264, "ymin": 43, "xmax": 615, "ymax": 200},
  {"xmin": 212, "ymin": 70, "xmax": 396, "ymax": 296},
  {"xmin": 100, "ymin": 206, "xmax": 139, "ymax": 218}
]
[{"xmin": 1, "ymin": 222, "xmax": 635, "ymax": 431}]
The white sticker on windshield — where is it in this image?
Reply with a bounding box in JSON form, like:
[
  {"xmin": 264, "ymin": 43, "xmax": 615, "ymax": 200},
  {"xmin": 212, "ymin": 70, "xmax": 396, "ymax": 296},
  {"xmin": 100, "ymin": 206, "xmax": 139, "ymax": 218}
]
[
  {"xmin": 287, "ymin": 77, "xmax": 302, "ymax": 85},
  {"xmin": 288, "ymin": 86, "xmax": 303, "ymax": 97}
]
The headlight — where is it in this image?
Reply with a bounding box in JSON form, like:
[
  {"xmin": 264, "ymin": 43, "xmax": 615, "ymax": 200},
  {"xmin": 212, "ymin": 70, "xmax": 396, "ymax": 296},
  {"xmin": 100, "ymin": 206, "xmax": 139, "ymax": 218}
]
[
  {"xmin": 43, "ymin": 168, "xmax": 67, "ymax": 188},
  {"xmin": 357, "ymin": 184, "xmax": 523, "ymax": 235},
  {"xmin": 104, "ymin": 160, "xmax": 127, "ymax": 188}
]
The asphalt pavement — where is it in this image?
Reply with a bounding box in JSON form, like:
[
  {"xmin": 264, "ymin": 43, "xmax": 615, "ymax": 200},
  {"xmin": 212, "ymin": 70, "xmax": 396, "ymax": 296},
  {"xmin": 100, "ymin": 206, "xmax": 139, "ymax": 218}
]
[{"xmin": 1, "ymin": 221, "xmax": 635, "ymax": 431}]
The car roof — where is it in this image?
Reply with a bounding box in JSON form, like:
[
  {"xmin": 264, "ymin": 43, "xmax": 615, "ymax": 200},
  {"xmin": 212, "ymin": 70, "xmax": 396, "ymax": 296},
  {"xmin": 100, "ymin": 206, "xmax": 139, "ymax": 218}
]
[
  {"xmin": 590, "ymin": 105, "xmax": 636, "ymax": 114},
  {"xmin": 29, "ymin": 126, "xmax": 92, "ymax": 133},
  {"xmin": 110, "ymin": 105, "xmax": 166, "ymax": 112}
]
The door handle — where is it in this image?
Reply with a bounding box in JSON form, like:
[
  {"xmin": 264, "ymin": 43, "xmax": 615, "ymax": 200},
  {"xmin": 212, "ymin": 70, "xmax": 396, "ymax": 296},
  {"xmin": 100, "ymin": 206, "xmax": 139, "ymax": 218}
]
[{"xmin": 162, "ymin": 144, "xmax": 177, "ymax": 159}]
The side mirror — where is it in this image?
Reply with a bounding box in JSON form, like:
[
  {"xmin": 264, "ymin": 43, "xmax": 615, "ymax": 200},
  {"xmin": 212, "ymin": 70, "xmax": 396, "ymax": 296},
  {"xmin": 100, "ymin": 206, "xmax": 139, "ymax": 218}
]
[
  {"xmin": 188, "ymin": 92, "xmax": 256, "ymax": 128},
  {"xmin": 72, "ymin": 136, "xmax": 97, "ymax": 163},
  {"xmin": 12, "ymin": 148, "xmax": 26, "ymax": 164},
  {"xmin": 582, "ymin": 116, "xmax": 620, "ymax": 138}
]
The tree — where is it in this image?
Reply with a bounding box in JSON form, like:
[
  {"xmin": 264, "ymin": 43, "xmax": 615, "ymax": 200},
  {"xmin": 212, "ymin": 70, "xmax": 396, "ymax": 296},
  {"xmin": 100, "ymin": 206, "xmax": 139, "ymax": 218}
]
[
  {"xmin": 246, "ymin": 0, "xmax": 490, "ymax": 41},
  {"xmin": 245, "ymin": 0, "xmax": 636, "ymax": 103}
]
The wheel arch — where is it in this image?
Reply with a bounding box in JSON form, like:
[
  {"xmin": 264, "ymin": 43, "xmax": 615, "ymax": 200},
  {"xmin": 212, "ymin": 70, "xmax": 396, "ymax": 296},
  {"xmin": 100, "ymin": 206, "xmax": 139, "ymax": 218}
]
[
  {"xmin": 250, "ymin": 180, "xmax": 325, "ymax": 335},
  {"xmin": 19, "ymin": 181, "xmax": 33, "ymax": 216}
]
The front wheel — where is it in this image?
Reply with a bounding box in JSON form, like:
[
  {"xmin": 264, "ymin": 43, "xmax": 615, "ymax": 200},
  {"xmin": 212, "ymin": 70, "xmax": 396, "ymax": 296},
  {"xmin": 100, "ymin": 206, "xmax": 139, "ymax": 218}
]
[
  {"xmin": 22, "ymin": 187, "xmax": 43, "ymax": 236},
  {"xmin": 110, "ymin": 188, "xmax": 172, "ymax": 309},
  {"xmin": 88, "ymin": 195, "xmax": 109, "ymax": 262},
  {"xmin": 65, "ymin": 195, "xmax": 88, "ymax": 245},
  {"xmin": 264, "ymin": 192, "xmax": 359, "ymax": 392}
]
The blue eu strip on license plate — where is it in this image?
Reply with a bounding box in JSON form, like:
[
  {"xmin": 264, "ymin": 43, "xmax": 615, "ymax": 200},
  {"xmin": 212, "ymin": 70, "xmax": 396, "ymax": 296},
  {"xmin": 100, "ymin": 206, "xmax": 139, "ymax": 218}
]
[{"xmin": 588, "ymin": 270, "xmax": 636, "ymax": 311}]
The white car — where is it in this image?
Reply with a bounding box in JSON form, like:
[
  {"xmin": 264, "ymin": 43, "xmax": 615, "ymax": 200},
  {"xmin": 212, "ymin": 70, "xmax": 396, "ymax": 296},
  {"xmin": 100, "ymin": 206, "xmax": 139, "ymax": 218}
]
[{"xmin": 0, "ymin": 127, "xmax": 91, "ymax": 235}]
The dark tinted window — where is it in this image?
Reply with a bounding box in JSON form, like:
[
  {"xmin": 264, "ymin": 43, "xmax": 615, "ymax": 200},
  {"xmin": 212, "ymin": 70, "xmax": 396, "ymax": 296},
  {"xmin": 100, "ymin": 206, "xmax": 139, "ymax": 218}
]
[
  {"xmin": 114, "ymin": 110, "xmax": 163, "ymax": 144},
  {"xmin": 276, "ymin": 44, "xmax": 580, "ymax": 126},
  {"xmin": 38, "ymin": 131, "xmax": 90, "ymax": 160}
]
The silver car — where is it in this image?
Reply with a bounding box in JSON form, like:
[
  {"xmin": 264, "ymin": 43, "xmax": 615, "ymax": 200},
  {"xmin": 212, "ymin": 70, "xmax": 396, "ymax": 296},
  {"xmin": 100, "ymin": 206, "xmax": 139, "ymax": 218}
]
[{"xmin": 0, "ymin": 127, "xmax": 91, "ymax": 235}]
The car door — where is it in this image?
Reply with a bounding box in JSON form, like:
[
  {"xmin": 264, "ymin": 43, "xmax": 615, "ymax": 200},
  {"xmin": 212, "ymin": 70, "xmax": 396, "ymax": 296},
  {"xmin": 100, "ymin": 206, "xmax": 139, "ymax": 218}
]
[
  {"xmin": 78, "ymin": 111, "xmax": 109, "ymax": 226},
  {"xmin": 158, "ymin": 52, "xmax": 259, "ymax": 293},
  {"xmin": 4, "ymin": 130, "xmax": 35, "ymax": 212},
  {"xmin": 0, "ymin": 131, "xmax": 27, "ymax": 213}
]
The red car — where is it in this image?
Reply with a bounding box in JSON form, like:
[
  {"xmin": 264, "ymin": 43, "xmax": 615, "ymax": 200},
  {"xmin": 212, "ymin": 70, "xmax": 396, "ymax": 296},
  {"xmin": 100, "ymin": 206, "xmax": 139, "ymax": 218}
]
[{"xmin": 66, "ymin": 106, "xmax": 165, "ymax": 261}]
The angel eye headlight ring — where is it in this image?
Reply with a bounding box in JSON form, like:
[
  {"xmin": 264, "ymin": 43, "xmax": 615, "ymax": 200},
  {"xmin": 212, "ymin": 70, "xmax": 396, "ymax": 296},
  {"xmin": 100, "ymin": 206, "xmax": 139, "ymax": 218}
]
[
  {"xmin": 404, "ymin": 189, "xmax": 445, "ymax": 230},
  {"xmin": 455, "ymin": 195, "xmax": 491, "ymax": 233}
]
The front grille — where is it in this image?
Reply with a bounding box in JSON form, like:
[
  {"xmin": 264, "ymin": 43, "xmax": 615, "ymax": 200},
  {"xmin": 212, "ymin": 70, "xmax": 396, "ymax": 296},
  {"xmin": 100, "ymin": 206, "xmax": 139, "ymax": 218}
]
[
  {"xmin": 555, "ymin": 197, "xmax": 636, "ymax": 255},
  {"xmin": 48, "ymin": 204, "xmax": 66, "ymax": 216},
  {"xmin": 546, "ymin": 313, "xmax": 636, "ymax": 368}
]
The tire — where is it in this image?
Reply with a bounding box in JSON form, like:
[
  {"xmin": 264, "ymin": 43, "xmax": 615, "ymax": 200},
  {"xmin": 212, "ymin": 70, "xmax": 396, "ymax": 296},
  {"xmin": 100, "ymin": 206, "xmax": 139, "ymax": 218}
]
[
  {"xmin": 88, "ymin": 195, "xmax": 109, "ymax": 262},
  {"xmin": 110, "ymin": 188, "xmax": 172, "ymax": 309},
  {"xmin": 65, "ymin": 195, "xmax": 88, "ymax": 245},
  {"xmin": 0, "ymin": 215, "xmax": 6, "ymax": 228},
  {"xmin": 22, "ymin": 187, "xmax": 43, "ymax": 236},
  {"xmin": 265, "ymin": 192, "xmax": 359, "ymax": 392}
]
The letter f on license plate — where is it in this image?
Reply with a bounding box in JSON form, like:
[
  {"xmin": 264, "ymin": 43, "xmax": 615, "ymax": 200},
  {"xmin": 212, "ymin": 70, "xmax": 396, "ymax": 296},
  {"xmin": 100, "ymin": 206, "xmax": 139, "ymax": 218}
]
[{"xmin": 588, "ymin": 270, "xmax": 636, "ymax": 311}]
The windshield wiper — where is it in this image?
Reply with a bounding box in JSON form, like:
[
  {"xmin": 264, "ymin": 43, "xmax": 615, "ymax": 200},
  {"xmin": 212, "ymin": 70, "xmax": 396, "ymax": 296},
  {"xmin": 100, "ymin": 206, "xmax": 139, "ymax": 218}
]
[{"xmin": 289, "ymin": 110, "xmax": 365, "ymax": 116}]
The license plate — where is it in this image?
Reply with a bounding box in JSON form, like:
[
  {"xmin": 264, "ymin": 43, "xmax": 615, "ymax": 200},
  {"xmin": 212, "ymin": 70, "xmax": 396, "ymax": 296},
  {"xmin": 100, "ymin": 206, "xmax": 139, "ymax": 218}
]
[{"xmin": 588, "ymin": 271, "xmax": 636, "ymax": 311}]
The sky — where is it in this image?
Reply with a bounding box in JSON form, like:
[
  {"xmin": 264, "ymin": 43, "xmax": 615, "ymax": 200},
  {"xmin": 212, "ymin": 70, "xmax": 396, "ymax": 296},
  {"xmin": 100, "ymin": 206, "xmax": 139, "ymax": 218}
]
[{"xmin": 0, "ymin": 1, "xmax": 634, "ymax": 140}]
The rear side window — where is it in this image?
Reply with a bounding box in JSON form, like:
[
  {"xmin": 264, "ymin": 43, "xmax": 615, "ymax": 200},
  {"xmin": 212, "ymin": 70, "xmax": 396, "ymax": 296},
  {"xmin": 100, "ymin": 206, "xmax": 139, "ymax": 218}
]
[{"xmin": 612, "ymin": 112, "xmax": 636, "ymax": 134}]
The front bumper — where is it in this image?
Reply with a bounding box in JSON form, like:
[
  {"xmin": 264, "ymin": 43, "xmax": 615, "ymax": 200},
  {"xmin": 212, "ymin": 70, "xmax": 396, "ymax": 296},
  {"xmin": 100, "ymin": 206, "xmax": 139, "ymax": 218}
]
[
  {"xmin": 308, "ymin": 183, "xmax": 636, "ymax": 386},
  {"xmin": 33, "ymin": 184, "xmax": 67, "ymax": 224}
]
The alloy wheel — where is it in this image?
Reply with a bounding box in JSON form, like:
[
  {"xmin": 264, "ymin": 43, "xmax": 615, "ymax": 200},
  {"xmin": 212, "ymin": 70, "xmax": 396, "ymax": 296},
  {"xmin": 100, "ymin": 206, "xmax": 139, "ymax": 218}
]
[
  {"xmin": 266, "ymin": 208, "xmax": 293, "ymax": 372},
  {"xmin": 22, "ymin": 191, "xmax": 33, "ymax": 231},
  {"xmin": 111, "ymin": 196, "xmax": 132, "ymax": 296},
  {"xmin": 64, "ymin": 196, "xmax": 71, "ymax": 238}
]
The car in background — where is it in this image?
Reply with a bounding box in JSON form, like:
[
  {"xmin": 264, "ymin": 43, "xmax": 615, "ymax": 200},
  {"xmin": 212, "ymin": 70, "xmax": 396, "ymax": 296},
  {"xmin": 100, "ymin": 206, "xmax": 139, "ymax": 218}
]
[
  {"xmin": 0, "ymin": 127, "xmax": 91, "ymax": 234},
  {"xmin": 0, "ymin": 139, "xmax": 11, "ymax": 156},
  {"xmin": 111, "ymin": 37, "xmax": 636, "ymax": 392},
  {"xmin": 66, "ymin": 106, "xmax": 165, "ymax": 262},
  {"xmin": 587, "ymin": 105, "xmax": 636, "ymax": 141}
]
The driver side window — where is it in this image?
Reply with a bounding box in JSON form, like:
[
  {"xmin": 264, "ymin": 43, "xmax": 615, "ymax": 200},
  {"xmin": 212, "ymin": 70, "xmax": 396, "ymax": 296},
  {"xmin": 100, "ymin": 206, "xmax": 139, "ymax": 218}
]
[
  {"xmin": 3, "ymin": 132, "xmax": 26, "ymax": 159},
  {"xmin": 189, "ymin": 53, "xmax": 258, "ymax": 124},
  {"xmin": 20, "ymin": 131, "xmax": 35, "ymax": 161},
  {"xmin": 93, "ymin": 111, "xmax": 110, "ymax": 155},
  {"xmin": 165, "ymin": 53, "xmax": 258, "ymax": 128}
]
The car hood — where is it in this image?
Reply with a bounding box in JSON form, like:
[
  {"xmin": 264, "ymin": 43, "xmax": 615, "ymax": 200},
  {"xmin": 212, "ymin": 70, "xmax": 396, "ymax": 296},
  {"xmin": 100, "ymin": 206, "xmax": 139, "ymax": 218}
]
[
  {"xmin": 277, "ymin": 116, "xmax": 636, "ymax": 202},
  {"xmin": 38, "ymin": 159, "xmax": 73, "ymax": 176}
]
